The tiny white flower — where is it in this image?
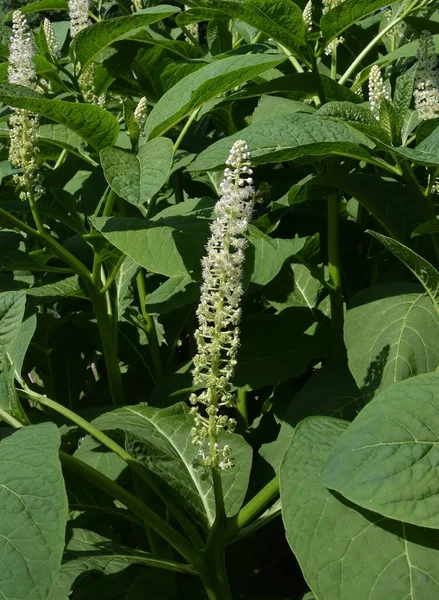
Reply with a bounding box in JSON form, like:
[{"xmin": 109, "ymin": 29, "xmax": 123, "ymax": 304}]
[
  {"xmin": 414, "ymin": 30, "xmax": 439, "ymax": 121},
  {"xmin": 68, "ymin": 0, "xmax": 90, "ymax": 38}
]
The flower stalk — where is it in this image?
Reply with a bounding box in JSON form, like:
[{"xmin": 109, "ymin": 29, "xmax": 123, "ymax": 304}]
[{"xmin": 190, "ymin": 140, "xmax": 254, "ymax": 472}]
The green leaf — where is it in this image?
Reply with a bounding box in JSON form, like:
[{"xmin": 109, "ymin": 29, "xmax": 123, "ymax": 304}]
[
  {"xmin": 281, "ymin": 416, "xmax": 439, "ymax": 600},
  {"xmin": 73, "ymin": 6, "xmax": 180, "ymax": 72},
  {"xmin": 264, "ymin": 263, "xmax": 323, "ymax": 314},
  {"xmin": 0, "ymin": 84, "xmax": 119, "ymax": 152},
  {"xmin": 321, "ymin": 0, "xmax": 392, "ymax": 43},
  {"xmin": 393, "ymin": 63, "xmax": 417, "ymax": 135},
  {"xmin": 100, "ymin": 138, "xmax": 174, "ymax": 206},
  {"xmin": 252, "ymin": 95, "xmax": 315, "ymax": 123},
  {"xmin": 344, "ymin": 284, "xmax": 439, "ymax": 400},
  {"xmin": 322, "ymin": 372, "xmax": 439, "ymax": 528},
  {"xmin": 233, "ymin": 72, "xmax": 363, "ymax": 104},
  {"xmin": 37, "ymin": 124, "xmax": 96, "ymax": 165},
  {"xmin": 90, "ymin": 402, "xmax": 252, "ymax": 527},
  {"xmin": 145, "ymin": 53, "xmax": 284, "ymax": 139},
  {"xmin": 0, "ymin": 291, "xmax": 26, "ymax": 356},
  {"xmin": 0, "ymin": 423, "xmax": 68, "ymax": 599},
  {"xmin": 412, "ymin": 218, "xmax": 439, "ymax": 237},
  {"xmin": 247, "ymin": 226, "xmax": 306, "ymax": 287},
  {"xmin": 386, "ymin": 123, "xmax": 439, "ymax": 167},
  {"xmin": 234, "ymin": 308, "xmax": 328, "ymax": 389},
  {"xmin": 368, "ymin": 230, "xmax": 439, "ymax": 311},
  {"xmin": 5, "ymin": 0, "xmax": 68, "ymax": 19},
  {"xmin": 55, "ymin": 534, "xmax": 189, "ymax": 600},
  {"xmin": 90, "ymin": 213, "xmax": 209, "ymax": 279},
  {"xmin": 189, "ymin": 113, "xmax": 378, "ymax": 172},
  {"xmin": 146, "ymin": 275, "xmax": 199, "ymax": 314},
  {"xmin": 205, "ymin": 0, "xmax": 307, "ymax": 54}
]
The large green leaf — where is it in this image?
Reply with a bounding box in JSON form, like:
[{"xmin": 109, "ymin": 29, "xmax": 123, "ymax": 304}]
[
  {"xmin": 281, "ymin": 416, "xmax": 439, "ymax": 600},
  {"xmin": 206, "ymin": 0, "xmax": 307, "ymax": 54},
  {"xmin": 5, "ymin": 0, "xmax": 68, "ymax": 19},
  {"xmin": 189, "ymin": 113, "xmax": 378, "ymax": 172},
  {"xmin": 344, "ymin": 284, "xmax": 439, "ymax": 400},
  {"xmin": 145, "ymin": 275, "xmax": 199, "ymax": 314},
  {"xmin": 90, "ymin": 213, "xmax": 210, "ymax": 278},
  {"xmin": 0, "ymin": 423, "xmax": 68, "ymax": 600},
  {"xmin": 321, "ymin": 0, "xmax": 393, "ymax": 43},
  {"xmin": 369, "ymin": 231, "xmax": 439, "ymax": 311},
  {"xmin": 89, "ymin": 402, "xmax": 252, "ymax": 527},
  {"xmin": 323, "ymin": 372, "xmax": 439, "ymax": 529},
  {"xmin": 100, "ymin": 138, "xmax": 174, "ymax": 206},
  {"xmin": 145, "ymin": 53, "xmax": 284, "ymax": 139},
  {"xmin": 0, "ymin": 84, "xmax": 119, "ymax": 152},
  {"xmin": 72, "ymin": 6, "xmax": 179, "ymax": 71}
]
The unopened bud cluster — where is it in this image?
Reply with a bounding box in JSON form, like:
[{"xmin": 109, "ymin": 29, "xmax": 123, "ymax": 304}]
[
  {"xmin": 68, "ymin": 0, "xmax": 90, "ymax": 38},
  {"xmin": 190, "ymin": 140, "xmax": 254, "ymax": 471},
  {"xmin": 303, "ymin": 1, "xmax": 312, "ymax": 32},
  {"xmin": 8, "ymin": 11, "xmax": 41, "ymax": 200},
  {"xmin": 43, "ymin": 19, "xmax": 58, "ymax": 58},
  {"xmin": 134, "ymin": 96, "xmax": 148, "ymax": 128},
  {"xmin": 414, "ymin": 30, "xmax": 439, "ymax": 121},
  {"xmin": 368, "ymin": 65, "xmax": 390, "ymax": 120}
]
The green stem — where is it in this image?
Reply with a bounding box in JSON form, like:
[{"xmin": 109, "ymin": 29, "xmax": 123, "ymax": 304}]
[
  {"xmin": 277, "ymin": 43, "xmax": 305, "ymax": 72},
  {"xmin": 226, "ymin": 476, "xmax": 279, "ymax": 540},
  {"xmin": 136, "ymin": 271, "xmax": 164, "ymax": 382},
  {"xmin": 103, "ymin": 187, "xmax": 117, "ymax": 217},
  {"xmin": 338, "ymin": 0, "xmax": 419, "ymax": 85},
  {"xmin": 19, "ymin": 387, "xmax": 204, "ymax": 549},
  {"xmin": 173, "ymin": 108, "xmax": 201, "ymax": 154},
  {"xmin": 59, "ymin": 451, "xmax": 203, "ymax": 569},
  {"xmin": 88, "ymin": 287, "xmax": 124, "ymax": 405},
  {"xmin": 328, "ymin": 192, "xmax": 344, "ymax": 343},
  {"xmin": 100, "ymin": 253, "xmax": 126, "ymax": 295},
  {"xmin": 236, "ymin": 388, "xmax": 248, "ymax": 429},
  {"xmin": 331, "ymin": 44, "xmax": 337, "ymax": 81}
]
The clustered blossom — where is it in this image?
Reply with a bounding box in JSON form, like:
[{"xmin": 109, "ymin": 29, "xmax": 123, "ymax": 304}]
[
  {"xmin": 8, "ymin": 11, "xmax": 40, "ymax": 200},
  {"xmin": 43, "ymin": 18, "xmax": 58, "ymax": 59},
  {"xmin": 414, "ymin": 30, "xmax": 439, "ymax": 121},
  {"xmin": 303, "ymin": 1, "xmax": 312, "ymax": 32},
  {"xmin": 134, "ymin": 96, "xmax": 148, "ymax": 128},
  {"xmin": 368, "ymin": 65, "xmax": 390, "ymax": 120},
  {"xmin": 132, "ymin": 0, "xmax": 145, "ymax": 10},
  {"xmin": 190, "ymin": 140, "xmax": 254, "ymax": 471},
  {"xmin": 8, "ymin": 10, "xmax": 36, "ymax": 87},
  {"xmin": 68, "ymin": 0, "xmax": 90, "ymax": 38}
]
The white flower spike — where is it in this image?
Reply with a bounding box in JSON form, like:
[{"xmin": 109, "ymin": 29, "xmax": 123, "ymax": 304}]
[
  {"xmin": 8, "ymin": 11, "xmax": 40, "ymax": 200},
  {"xmin": 190, "ymin": 140, "xmax": 255, "ymax": 471},
  {"xmin": 414, "ymin": 30, "xmax": 439, "ymax": 121},
  {"xmin": 68, "ymin": 0, "xmax": 90, "ymax": 38},
  {"xmin": 368, "ymin": 65, "xmax": 390, "ymax": 120}
]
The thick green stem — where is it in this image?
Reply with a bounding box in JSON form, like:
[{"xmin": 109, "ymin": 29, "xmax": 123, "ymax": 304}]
[
  {"xmin": 137, "ymin": 271, "xmax": 164, "ymax": 382},
  {"xmin": 236, "ymin": 388, "xmax": 248, "ymax": 429},
  {"xmin": 19, "ymin": 388, "xmax": 203, "ymax": 549},
  {"xmin": 60, "ymin": 451, "xmax": 203, "ymax": 569},
  {"xmin": 331, "ymin": 44, "xmax": 337, "ymax": 81},
  {"xmin": 89, "ymin": 287, "xmax": 124, "ymax": 405},
  {"xmin": 227, "ymin": 476, "xmax": 279, "ymax": 540},
  {"xmin": 327, "ymin": 192, "xmax": 344, "ymax": 342}
]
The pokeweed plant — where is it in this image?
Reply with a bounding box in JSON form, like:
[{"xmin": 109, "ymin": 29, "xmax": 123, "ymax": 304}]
[{"xmin": 2, "ymin": 0, "xmax": 439, "ymax": 598}]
